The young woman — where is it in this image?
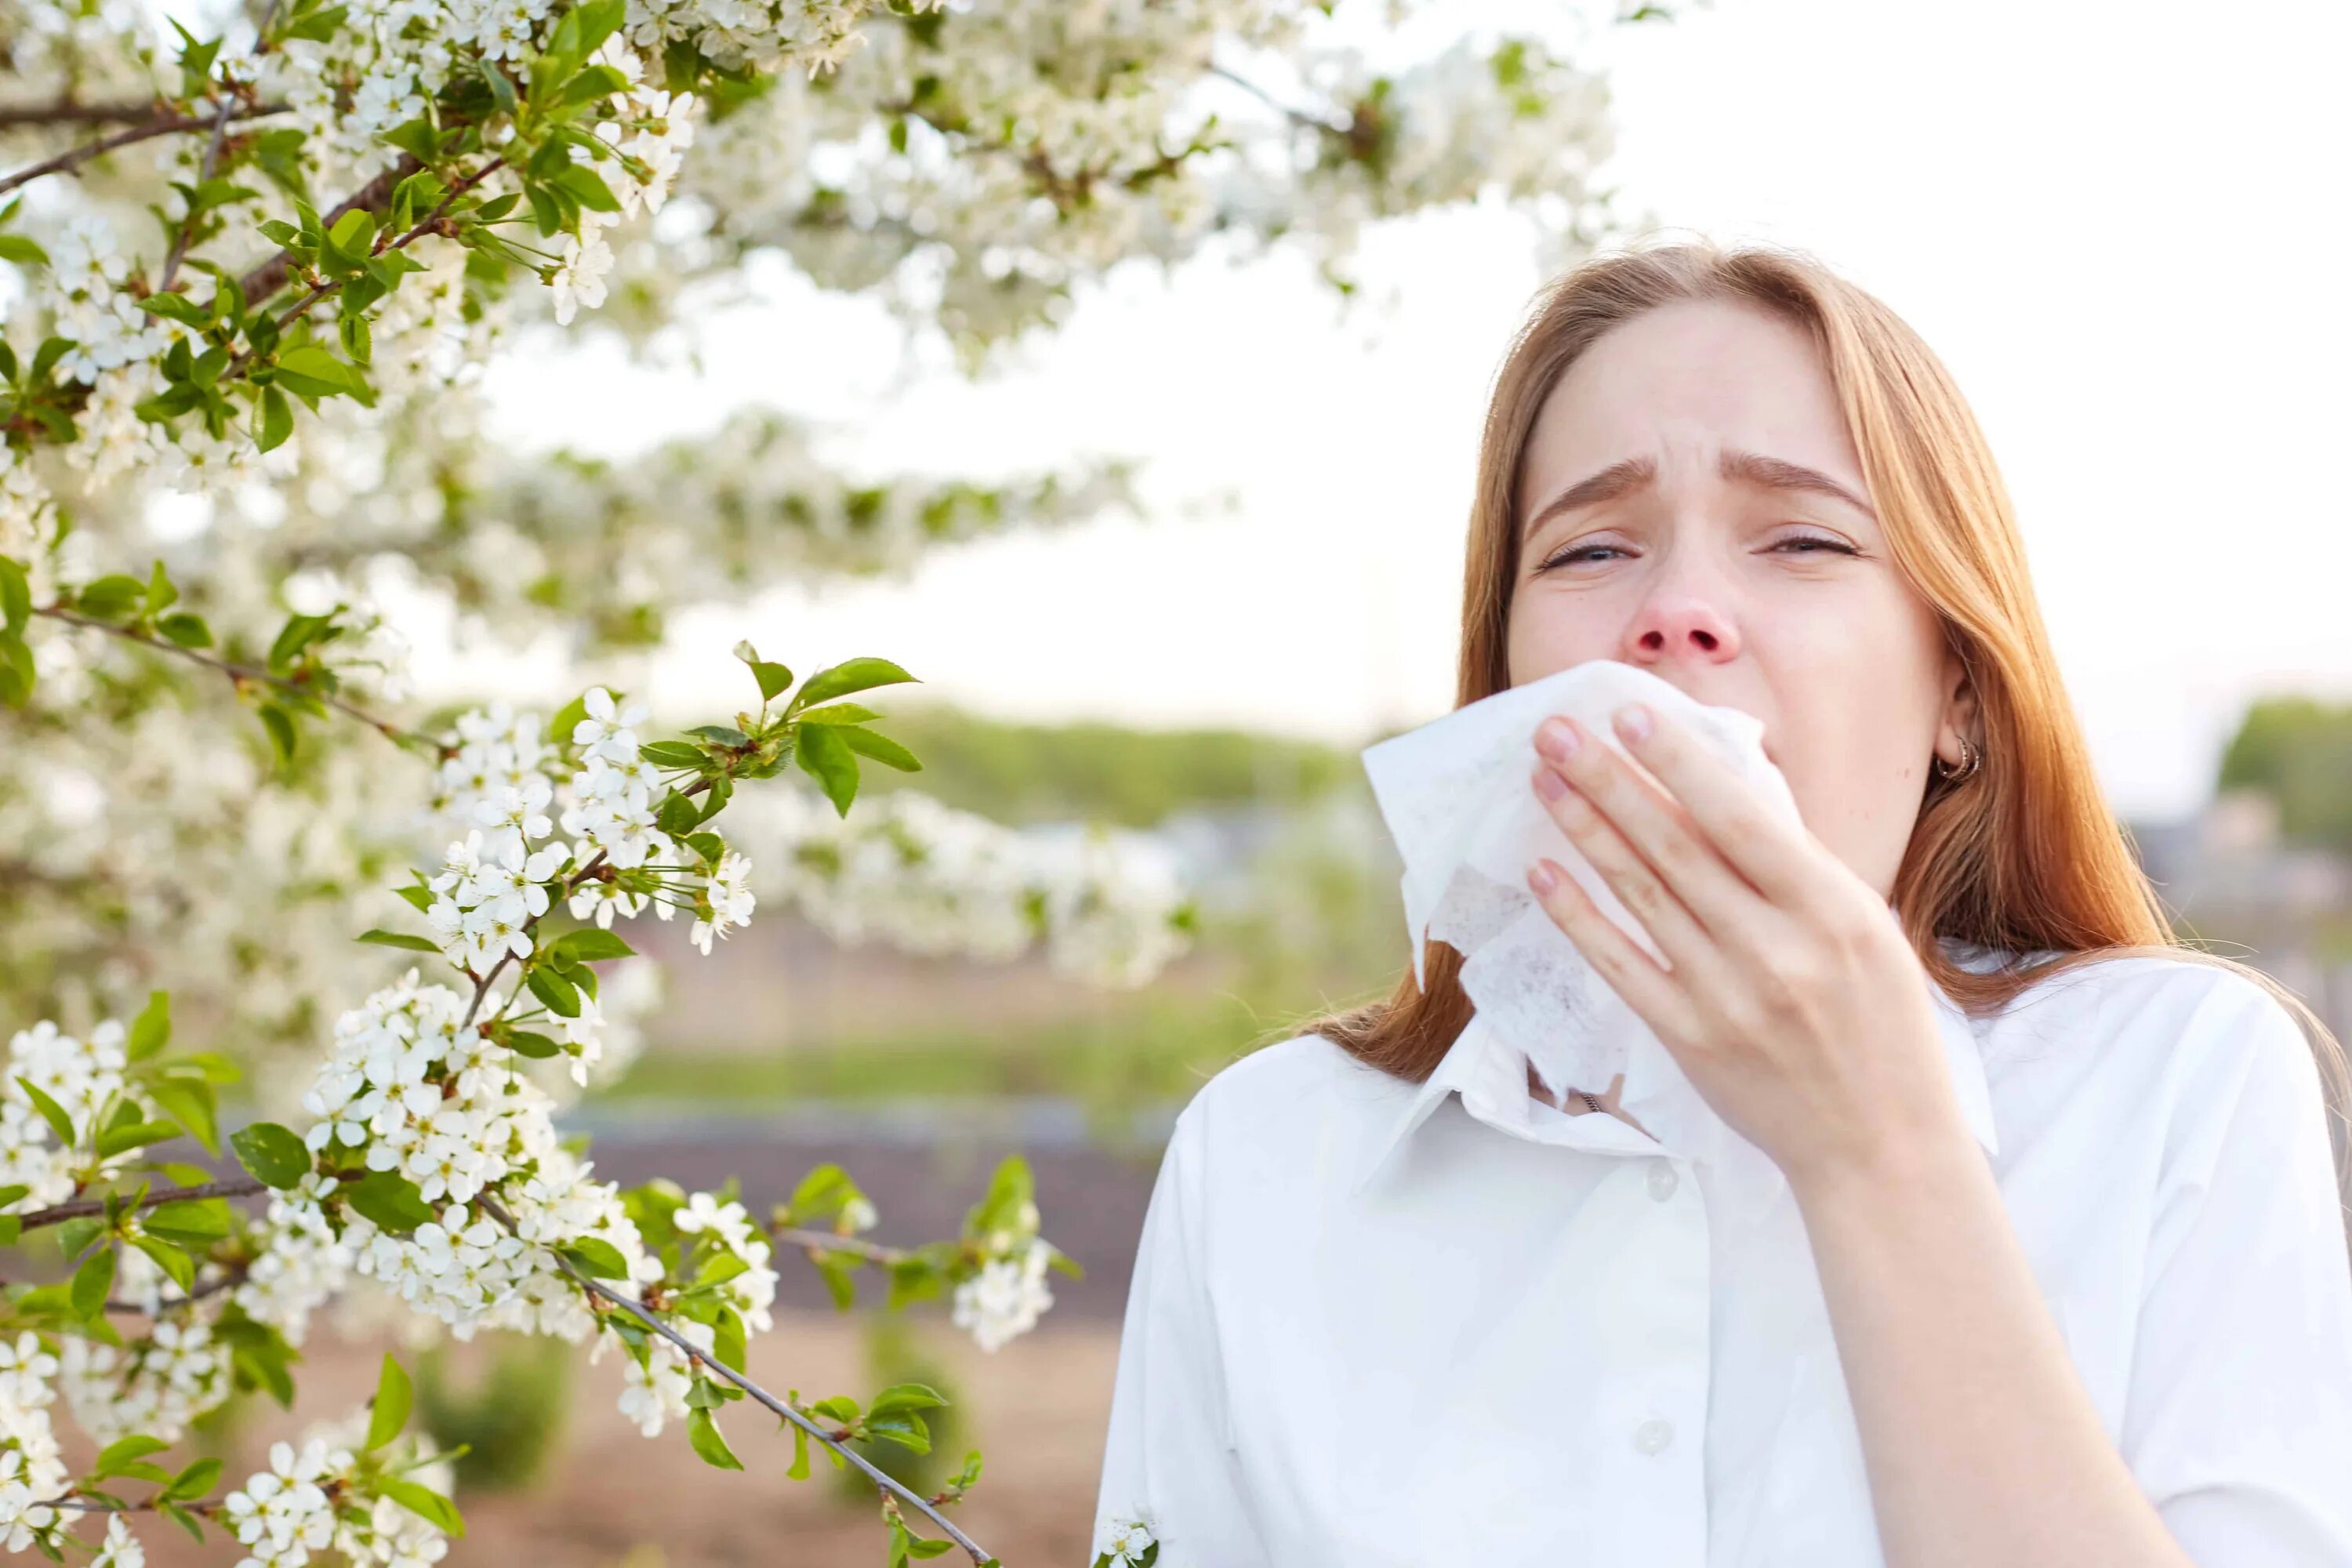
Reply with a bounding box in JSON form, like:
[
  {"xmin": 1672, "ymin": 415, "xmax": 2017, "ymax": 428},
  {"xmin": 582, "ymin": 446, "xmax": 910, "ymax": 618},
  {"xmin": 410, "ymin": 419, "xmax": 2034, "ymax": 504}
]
[{"xmin": 1090, "ymin": 239, "xmax": 2352, "ymax": 1568}]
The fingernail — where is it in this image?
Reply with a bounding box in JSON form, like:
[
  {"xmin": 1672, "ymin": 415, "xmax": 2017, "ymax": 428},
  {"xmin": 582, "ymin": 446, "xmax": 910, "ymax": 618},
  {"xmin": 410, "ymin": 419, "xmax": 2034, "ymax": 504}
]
[
  {"xmin": 1615, "ymin": 703, "xmax": 1653, "ymax": 742},
  {"xmin": 1529, "ymin": 860, "xmax": 1559, "ymax": 894},
  {"xmin": 1536, "ymin": 716, "xmax": 1581, "ymax": 762},
  {"xmin": 1534, "ymin": 765, "xmax": 1567, "ymax": 800}
]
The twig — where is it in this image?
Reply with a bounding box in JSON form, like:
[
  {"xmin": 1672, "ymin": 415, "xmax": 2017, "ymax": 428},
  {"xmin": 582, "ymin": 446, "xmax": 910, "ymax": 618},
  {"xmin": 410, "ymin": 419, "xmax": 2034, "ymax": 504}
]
[
  {"xmin": 228, "ymin": 155, "xmax": 499, "ymax": 369},
  {"xmin": 108, "ymin": 1267, "xmax": 247, "ymax": 1316},
  {"xmin": 0, "ymin": 107, "xmax": 288, "ymax": 199},
  {"xmin": 157, "ymin": 0, "xmax": 288, "ymax": 295},
  {"xmin": 16, "ymin": 1178, "xmax": 269, "ymax": 1232},
  {"xmin": 513, "ymin": 1220, "xmax": 994, "ymax": 1565},
  {"xmin": 770, "ymin": 1226, "xmax": 907, "ymax": 1265},
  {"xmin": 234, "ymin": 154, "xmax": 423, "ymax": 306},
  {"xmin": 31, "ymin": 604, "xmax": 435, "ymax": 755},
  {"xmin": 1207, "ymin": 61, "xmax": 1352, "ymax": 135}
]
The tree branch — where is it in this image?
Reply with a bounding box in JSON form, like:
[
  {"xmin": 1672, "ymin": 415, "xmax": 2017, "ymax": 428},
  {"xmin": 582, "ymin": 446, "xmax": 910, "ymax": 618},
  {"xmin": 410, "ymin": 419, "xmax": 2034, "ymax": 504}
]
[
  {"xmin": 16, "ymin": 1178, "xmax": 270, "ymax": 1232},
  {"xmin": 31, "ymin": 604, "xmax": 437, "ymax": 756},
  {"xmin": 0, "ymin": 104, "xmax": 290, "ymax": 200},
  {"xmin": 770, "ymin": 1225, "xmax": 907, "ymax": 1265},
  {"xmin": 158, "ymin": 0, "xmax": 289, "ymax": 295},
  {"xmin": 518, "ymin": 1224, "xmax": 995, "ymax": 1564},
  {"xmin": 234, "ymin": 154, "xmax": 424, "ymax": 306}
]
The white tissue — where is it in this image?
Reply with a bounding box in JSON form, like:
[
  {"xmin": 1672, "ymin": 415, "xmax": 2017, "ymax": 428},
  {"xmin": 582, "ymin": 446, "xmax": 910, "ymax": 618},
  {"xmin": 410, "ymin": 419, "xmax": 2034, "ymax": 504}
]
[{"xmin": 1360, "ymin": 659, "xmax": 1806, "ymax": 1196}]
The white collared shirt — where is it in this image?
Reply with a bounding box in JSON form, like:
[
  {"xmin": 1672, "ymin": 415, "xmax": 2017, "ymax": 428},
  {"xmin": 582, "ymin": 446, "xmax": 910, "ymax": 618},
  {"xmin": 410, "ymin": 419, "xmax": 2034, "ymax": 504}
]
[{"xmin": 1091, "ymin": 942, "xmax": 2352, "ymax": 1566}]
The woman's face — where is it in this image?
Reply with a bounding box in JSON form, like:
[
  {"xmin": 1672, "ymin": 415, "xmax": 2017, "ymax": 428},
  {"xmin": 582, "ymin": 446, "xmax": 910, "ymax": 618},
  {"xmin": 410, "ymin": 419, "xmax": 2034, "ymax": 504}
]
[{"xmin": 1505, "ymin": 296, "xmax": 1970, "ymax": 901}]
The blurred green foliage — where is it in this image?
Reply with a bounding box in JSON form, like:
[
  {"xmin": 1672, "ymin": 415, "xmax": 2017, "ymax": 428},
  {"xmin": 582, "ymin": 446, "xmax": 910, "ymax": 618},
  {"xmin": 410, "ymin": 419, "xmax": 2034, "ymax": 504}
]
[
  {"xmin": 832, "ymin": 1315, "xmax": 967, "ymax": 1502},
  {"xmin": 2218, "ymin": 696, "xmax": 2352, "ymax": 855},
  {"xmin": 852, "ymin": 701, "xmax": 1366, "ymax": 827},
  {"xmin": 418, "ymin": 1334, "xmax": 574, "ymax": 1494}
]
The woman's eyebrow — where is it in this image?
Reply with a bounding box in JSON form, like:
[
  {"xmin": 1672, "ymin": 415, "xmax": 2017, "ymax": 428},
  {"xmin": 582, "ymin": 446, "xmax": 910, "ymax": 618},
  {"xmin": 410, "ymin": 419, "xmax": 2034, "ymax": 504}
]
[{"xmin": 1522, "ymin": 448, "xmax": 1879, "ymax": 539}]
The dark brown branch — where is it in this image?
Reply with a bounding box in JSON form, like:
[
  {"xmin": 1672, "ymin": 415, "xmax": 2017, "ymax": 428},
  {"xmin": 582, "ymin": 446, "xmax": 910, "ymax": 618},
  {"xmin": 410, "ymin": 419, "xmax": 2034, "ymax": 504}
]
[
  {"xmin": 0, "ymin": 104, "xmax": 290, "ymax": 199},
  {"xmin": 235, "ymin": 154, "xmax": 423, "ymax": 305},
  {"xmin": 17, "ymin": 1178, "xmax": 270, "ymax": 1232}
]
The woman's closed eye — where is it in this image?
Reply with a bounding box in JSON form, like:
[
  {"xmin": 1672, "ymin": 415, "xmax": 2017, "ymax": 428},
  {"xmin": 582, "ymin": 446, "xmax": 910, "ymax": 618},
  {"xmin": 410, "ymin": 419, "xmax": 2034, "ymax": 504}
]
[{"xmin": 1534, "ymin": 532, "xmax": 1861, "ymax": 573}]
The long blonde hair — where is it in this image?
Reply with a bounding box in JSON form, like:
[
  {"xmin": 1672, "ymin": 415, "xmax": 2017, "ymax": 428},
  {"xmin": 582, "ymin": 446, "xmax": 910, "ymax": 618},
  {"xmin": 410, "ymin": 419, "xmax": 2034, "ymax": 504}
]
[{"xmin": 1289, "ymin": 235, "xmax": 2350, "ymax": 1194}]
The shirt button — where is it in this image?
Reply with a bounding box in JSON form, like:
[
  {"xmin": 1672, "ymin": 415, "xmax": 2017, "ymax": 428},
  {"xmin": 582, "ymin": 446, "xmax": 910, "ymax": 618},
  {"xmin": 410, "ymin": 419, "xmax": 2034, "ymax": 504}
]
[
  {"xmin": 1646, "ymin": 1160, "xmax": 1679, "ymax": 1202},
  {"xmin": 1632, "ymin": 1417, "xmax": 1675, "ymax": 1455}
]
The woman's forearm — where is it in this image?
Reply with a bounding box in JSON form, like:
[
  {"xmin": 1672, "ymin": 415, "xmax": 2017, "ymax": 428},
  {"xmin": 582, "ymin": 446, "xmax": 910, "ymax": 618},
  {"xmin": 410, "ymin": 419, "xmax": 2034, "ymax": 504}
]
[{"xmin": 1790, "ymin": 1130, "xmax": 2194, "ymax": 1568}]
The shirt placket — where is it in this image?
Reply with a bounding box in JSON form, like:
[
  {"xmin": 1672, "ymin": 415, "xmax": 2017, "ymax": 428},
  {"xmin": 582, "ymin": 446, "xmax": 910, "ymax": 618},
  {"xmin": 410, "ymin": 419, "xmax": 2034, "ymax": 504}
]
[{"xmin": 1472, "ymin": 1085, "xmax": 1713, "ymax": 1566}]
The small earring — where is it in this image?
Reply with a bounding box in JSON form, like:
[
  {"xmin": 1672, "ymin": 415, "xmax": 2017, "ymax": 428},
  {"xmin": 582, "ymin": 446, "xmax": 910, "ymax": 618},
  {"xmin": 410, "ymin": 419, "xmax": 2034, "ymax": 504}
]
[{"xmin": 1933, "ymin": 733, "xmax": 1981, "ymax": 784}]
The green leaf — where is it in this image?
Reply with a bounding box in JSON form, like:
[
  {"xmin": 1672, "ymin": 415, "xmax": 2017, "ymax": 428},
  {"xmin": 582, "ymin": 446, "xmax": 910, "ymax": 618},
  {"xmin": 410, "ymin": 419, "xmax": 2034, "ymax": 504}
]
[
  {"xmin": 126, "ymin": 990, "xmax": 171, "ymax": 1060},
  {"xmin": 367, "ymin": 1352, "xmax": 412, "ymax": 1450},
  {"xmin": 787, "ymin": 1419, "xmax": 810, "ymax": 1479},
  {"xmin": 257, "ymin": 703, "xmax": 299, "ymax": 769},
  {"xmin": 550, "ymin": 928, "xmax": 634, "ymax": 964},
  {"xmin": 358, "ymin": 928, "xmax": 442, "ymax": 953},
  {"xmin": 505, "ymin": 1031, "xmax": 561, "ymax": 1059},
  {"xmin": 165, "ymin": 1456, "xmax": 221, "ymax": 1501},
  {"xmin": 0, "ymin": 556, "xmax": 29, "ymax": 633},
  {"xmin": 143, "ymin": 558, "xmax": 177, "ymax": 614},
  {"xmin": 867, "ymin": 1382, "xmax": 948, "ymax": 1420},
  {"xmin": 686, "ymin": 1406, "xmax": 742, "ymax": 1470},
  {"xmin": 130, "ymin": 1233, "xmax": 195, "ymax": 1294},
  {"xmin": 158, "ymin": 612, "xmax": 212, "ymax": 648},
  {"xmin": 345, "ymin": 1171, "xmax": 435, "ymax": 1234},
  {"xmin": 75, "ymin": 574, "xmax": 147, "ymax": 621},
  {"xmin": 792, "ymin": 656, "xmax": 918, "ymax": 712},
  {"xmin": 0, "ymin": 234, "xmax": 49, "ymax": 266},
  {"xmin": 792, "ymin": 702, "xmax": 881, "ymax": 725},
  {"xmin": 92, "ymin": 1435, "xmax": 172, "ymax": 1483},
  {"xmin": 379, "ymin": 1477, "xmax": 464, "ymax": 1536},
  {"xmin": 556, "ymin": 1237, "xmax": 630, "ymax": 1279},
  {"xmin": 272, "ymin": 343, "xmax": 364, "ymax": 401},
  {"xmin": 837, "ymin": 726, "xmax": 920, "ymax": 773},
  {"xmin": 525, "ymin": 965, "xmax": 581, "ymax": 1018},
  {"xmin": 94, "ymin": 1119, "xmax": 182, "ymax": 1160},
  {"xmin": 146, "ymin": 1076, "xmax": 220, "ymax": 1156},
  {"xmin": 16, "ymin": 1076, "xmax": 77, "ymax": 1146},
  {"xmin": 793, "ymin": 723, "xmax": 859, "ymax": 816},
  {"xmin": 230, "ymin": 1122, "xmax": 311, "ymax": 1189},
  {"xmin": 257, "ymin": 385, "xmax": 294, "ymax": 452},
  {"xmin": 144, "ymin": 1198, "xmax": 232, "ymax": 1242},
  {"xmin": 71, "ymin": 1246, "xmax": 116, "ymax": 1320},
  {"xmin": 731, "ymin": 641, "xmax": 794, "ymax": 702},
  {"xmin": 638, "ymin": 740, "xmax": 707, "ymax": 770}
]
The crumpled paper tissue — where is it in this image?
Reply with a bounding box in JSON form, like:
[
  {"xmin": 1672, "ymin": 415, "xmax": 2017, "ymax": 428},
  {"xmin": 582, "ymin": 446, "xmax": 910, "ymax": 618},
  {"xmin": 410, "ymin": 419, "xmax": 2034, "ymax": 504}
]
[{"xmin": 1359, "ymin": 659, "xmax": 1803, "ymax": 1203}]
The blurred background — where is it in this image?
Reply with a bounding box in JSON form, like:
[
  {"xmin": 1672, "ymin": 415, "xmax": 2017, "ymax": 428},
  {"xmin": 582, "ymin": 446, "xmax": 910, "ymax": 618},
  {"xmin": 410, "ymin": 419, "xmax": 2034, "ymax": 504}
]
[{"xmin": 10, "ymin": 0, "xmax": 2352, "ymax": 1561}]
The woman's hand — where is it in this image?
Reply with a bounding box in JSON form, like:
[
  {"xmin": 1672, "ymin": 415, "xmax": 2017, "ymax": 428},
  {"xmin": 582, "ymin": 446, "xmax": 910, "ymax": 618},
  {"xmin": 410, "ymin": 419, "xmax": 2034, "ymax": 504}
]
[{"xmin": 1522, "ymin": 701, "xmax": 1971, "ymax": 1190}]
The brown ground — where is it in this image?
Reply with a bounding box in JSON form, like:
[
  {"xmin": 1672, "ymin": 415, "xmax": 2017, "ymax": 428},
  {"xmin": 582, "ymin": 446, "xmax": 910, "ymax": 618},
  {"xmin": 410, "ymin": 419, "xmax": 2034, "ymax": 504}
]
[{"xmin": 133, "ymin": 1310, "xmax": 1122, "ymax": 1568}]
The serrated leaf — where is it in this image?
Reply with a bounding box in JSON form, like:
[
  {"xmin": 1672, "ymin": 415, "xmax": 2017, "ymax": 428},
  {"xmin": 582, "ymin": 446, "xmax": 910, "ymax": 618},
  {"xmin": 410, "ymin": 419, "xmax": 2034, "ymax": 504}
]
[{"xmin": 557, "ymin": 1237, "xmax": 630, "ymax": 1279}]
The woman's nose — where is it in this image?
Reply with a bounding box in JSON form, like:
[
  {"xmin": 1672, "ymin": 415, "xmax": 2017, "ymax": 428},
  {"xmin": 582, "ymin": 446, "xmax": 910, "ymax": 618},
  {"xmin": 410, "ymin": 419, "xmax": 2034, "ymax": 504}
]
[{"xmin": 1623, "ymin": 593, "xmax": 1742, "ymax": 666}]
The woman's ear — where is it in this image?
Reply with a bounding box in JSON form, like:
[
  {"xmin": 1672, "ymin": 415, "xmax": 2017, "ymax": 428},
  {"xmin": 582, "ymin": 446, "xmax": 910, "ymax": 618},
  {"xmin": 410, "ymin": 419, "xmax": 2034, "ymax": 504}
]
[{"xmin": 1936, "ymin": 642, "xmax": 1979, "ymax": 768}]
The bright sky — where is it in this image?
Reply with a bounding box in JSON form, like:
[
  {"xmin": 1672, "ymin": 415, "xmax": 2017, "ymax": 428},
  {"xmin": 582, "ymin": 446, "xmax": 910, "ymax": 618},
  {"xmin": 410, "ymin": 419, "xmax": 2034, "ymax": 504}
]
[{"xmin": 476, "ymin": 0, "xmax": 2352, "ymax": 821}]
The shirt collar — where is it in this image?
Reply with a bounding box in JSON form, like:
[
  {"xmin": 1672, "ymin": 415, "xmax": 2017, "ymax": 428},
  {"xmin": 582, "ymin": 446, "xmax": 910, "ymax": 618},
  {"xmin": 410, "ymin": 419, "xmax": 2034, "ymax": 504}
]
[{"xmin": 1352, "ymin": 959, "xmax": 2000, "ymax": 1200}]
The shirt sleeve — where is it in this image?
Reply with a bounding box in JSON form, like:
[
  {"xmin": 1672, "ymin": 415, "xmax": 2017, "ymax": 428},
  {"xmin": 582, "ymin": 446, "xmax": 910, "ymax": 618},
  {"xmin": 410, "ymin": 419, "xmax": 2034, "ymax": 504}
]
[
  {"xmin": 2121, "ymin": 975, "xmax": 2352, "ymax": 1567},
  {"xmin": 1091, "ymin": 1102, "xmax": 1273, "ymax": 1568}
]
